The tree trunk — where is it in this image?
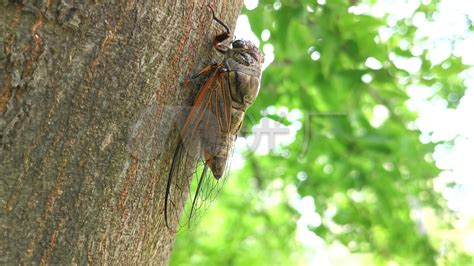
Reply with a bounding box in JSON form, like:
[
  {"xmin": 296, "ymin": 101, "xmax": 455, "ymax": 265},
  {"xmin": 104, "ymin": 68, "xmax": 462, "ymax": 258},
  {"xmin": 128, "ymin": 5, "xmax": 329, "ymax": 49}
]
[{"xmin": 0, "ymin": 1, "xmax": 242, "ymax": 264}]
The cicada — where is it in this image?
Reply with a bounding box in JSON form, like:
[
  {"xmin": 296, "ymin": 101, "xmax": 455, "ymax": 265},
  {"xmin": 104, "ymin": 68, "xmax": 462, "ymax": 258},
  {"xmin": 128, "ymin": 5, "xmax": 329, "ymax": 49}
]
[{"xmin": 164, "ymin": 6, "xmax": 264, "ymax": 230}]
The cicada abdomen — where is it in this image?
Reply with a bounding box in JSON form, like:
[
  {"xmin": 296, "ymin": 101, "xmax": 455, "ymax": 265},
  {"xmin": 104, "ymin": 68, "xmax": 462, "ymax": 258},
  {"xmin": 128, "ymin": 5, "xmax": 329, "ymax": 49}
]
[{"xmin": 164, "ymin": 5, "xmax": 264, "ymax": 231}]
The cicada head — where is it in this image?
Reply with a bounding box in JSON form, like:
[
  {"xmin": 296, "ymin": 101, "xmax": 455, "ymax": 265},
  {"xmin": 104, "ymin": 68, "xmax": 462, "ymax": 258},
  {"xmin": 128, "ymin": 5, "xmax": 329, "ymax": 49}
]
[{"xmin": 229, "ymin": 40, "xmax": 264, "ymax": 71}]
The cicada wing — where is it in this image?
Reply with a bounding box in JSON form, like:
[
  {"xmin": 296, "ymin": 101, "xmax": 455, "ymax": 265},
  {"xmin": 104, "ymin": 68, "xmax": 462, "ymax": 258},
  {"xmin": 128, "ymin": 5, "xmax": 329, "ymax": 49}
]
[
  {"xmin": 187, "ymin": 71, "xmax": 237, "ymax": 228},
  {"xmin": 164, "ymin": 153, "xmax": 230, "ymax": 231},
  {"xmin": 180, "ymin": 67, "xmax": 232, "ymax": 150},
  {"xmin": 184, "ymin": 133, "xmax": 239, "ymax": 229},
  {"xmin": 183, "ymin": 157, "xmax": 229, "ymax": 229},
  {"xmin": 164, "ymin": 66, "xmax": 235, "ymax": 230},
  {"xmin": 164, "ymin": 138, "xmax": 201, "ymax": 231}
]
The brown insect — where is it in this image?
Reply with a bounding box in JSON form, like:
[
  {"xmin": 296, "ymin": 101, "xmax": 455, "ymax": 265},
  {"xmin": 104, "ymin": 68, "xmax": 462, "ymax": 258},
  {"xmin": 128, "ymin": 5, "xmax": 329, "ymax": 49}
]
[{"xmin": 164, "ymin": 5, "xmax": 264, "ymax": 230}]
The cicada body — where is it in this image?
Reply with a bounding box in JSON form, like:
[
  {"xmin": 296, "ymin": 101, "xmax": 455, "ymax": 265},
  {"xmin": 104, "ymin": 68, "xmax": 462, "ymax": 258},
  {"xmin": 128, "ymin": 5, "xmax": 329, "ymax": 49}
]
[{"xmin": 164, "ymin": 6, "xmax": 264, "ymax": 230}]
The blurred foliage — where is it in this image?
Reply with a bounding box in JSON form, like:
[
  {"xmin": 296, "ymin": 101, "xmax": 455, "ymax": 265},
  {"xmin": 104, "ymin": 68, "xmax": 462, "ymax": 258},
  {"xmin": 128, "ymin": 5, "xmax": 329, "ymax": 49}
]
[{"xmin": 170, "ymin": 0, "xmax": 472, "ymax": 265}]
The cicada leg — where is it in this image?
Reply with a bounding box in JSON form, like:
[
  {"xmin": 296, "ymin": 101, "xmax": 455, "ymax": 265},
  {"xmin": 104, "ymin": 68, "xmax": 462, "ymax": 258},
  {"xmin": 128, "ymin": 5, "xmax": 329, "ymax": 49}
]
[
  {"xmin": 208, "ymin": 4, "xmax": 231, "ymax": 54},
  {"xmin": 184, "ymin": 63, "xmax": 218, "ymax": 86},
  {"xmin": 191, "ymin": 63, "xmax": 218, "ymax": 79}
]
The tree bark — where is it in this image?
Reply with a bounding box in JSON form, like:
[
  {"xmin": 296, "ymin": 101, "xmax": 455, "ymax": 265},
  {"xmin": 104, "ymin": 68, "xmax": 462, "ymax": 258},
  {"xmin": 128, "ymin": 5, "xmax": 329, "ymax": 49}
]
[{"xmin": 0, "ymin": 0, "xmax": 242, "ymax": 264}]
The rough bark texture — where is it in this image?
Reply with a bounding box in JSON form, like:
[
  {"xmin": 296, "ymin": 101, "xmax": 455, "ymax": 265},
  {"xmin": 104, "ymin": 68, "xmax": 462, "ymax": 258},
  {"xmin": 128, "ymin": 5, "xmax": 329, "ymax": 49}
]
[{"xmin": 0, "ymin": 0, "xmax": 242, "ymax": 264}]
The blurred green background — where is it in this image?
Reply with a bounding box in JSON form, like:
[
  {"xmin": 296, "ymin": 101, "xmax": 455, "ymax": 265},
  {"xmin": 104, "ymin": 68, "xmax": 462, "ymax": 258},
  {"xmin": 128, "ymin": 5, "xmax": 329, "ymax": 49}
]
[{"xmin": 171, "ymin": 0, "xmax": 474, "ymax": 265}]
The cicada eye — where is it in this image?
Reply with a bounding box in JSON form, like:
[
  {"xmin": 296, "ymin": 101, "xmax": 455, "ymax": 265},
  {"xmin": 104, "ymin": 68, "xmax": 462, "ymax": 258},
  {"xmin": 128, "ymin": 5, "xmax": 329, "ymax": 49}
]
[{"xmin": 232, "ymin": 40, "xmax": 245, "ymax": 48}]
